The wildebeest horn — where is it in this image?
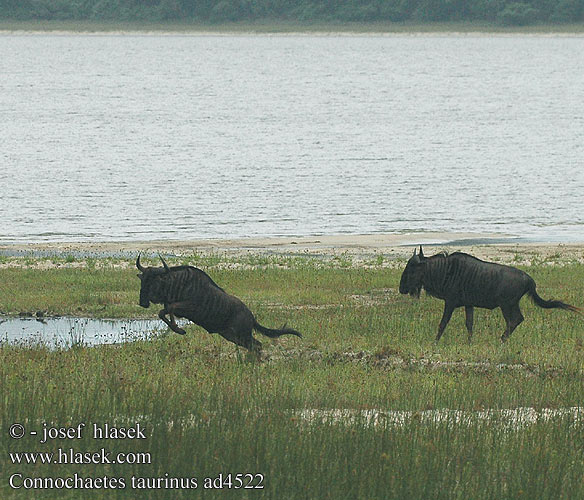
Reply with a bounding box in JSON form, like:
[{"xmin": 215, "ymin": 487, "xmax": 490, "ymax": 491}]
[
  {"xmin": 159, "ymin": 254, "xmax": 170, "ymax": 272},
  {"xmin": 413, "ymin": 247, "xmax": 417, "ymax": 257},
  {"xmin": 419, "ymin": 245, "xmax": 424, "ymax": 258},
  {"xmin": 136, "ymin": 254, "xmax": 145, "ymax": 272}
]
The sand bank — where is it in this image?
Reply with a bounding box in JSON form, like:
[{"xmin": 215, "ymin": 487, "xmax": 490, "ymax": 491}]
[{"xmin": 1, "ymin": 233, "xmax": 583, "ymax": 264}]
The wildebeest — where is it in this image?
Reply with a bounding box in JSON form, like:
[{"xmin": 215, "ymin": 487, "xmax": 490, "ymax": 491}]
[
  {"xmin": 136, "ymin": 255, "xmax": 302, "ymax": 351},
  {"xmin": 399, "ymin": 246, "xmax": 581, "ymax": 342}
]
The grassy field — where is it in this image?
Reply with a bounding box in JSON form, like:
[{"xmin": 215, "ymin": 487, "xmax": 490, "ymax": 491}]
[{"xmin": 1, "ymin": 251, "xmax": 583, "ymax": 499}]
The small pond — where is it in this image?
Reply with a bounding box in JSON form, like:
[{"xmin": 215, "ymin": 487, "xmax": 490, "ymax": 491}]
[{"xmin": 0, "ymin": 316, "xmax": 171, "ymax": 349}]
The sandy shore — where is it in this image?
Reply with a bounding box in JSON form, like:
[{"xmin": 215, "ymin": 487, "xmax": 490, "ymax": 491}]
[
  {"xmin": 3, "ymin": 30, "xmax": 584, "ymax": 35},
  {"xmin": 3, "ymin": 31, "xmax": 584, "ymax": 39},
  {"xmin": 1, "ymin": 233, "xmax": 583, "ymax": 264}
]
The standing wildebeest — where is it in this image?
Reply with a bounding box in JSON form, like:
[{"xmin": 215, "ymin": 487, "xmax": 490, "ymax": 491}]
[
  {"xmin": 136, "ymin": 255, "xmax": 301, "ymax": 351},
  {"xmin": 399, "ymin": 246, "xmax": 580, "ymax": 342}
]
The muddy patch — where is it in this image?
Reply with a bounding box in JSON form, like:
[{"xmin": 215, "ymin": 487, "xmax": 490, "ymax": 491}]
[{"xmin": 228, "ymin": 346, "xmax": 576, "ymax": 377}]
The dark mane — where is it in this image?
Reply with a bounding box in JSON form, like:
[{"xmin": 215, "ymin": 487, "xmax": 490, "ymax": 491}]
[
  {"xmin": 428, "ymin": 251, "xmax": 485, "ymax": 263},
  {"xmin": 427, "ymin": 251, "xmax": 449, "ymax": 260},
  {"xmin": 169, "ymin": 265, "xmax": 225, "ymax": 292},
  {"xmin": 448, "ymin": 252, "xmax": 490, "ymax": 264}
]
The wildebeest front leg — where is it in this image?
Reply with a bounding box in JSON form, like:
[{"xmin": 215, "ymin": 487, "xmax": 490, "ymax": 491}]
[
  {"xmin": 436, "ymin": 302, "xmax": 455, "ymax": 342},
  {"xmin": 465, "ymin": 306, "xmax": 474, "ymax": 343},
  {"xmin": 158, "ymin": 305, "xmax": 187, "ymax": 335}
]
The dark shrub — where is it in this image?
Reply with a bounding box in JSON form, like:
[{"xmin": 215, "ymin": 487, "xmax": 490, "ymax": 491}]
[
  {"xmin": 497, "ymin": 2, "xmax": 539, "ymax": 25},
  {"xmin": 550, "ymin": 0, "xmax": 583, "ymax": 22}
]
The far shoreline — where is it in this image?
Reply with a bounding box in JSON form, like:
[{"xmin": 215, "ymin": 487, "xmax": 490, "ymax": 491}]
[
  {"xmin": 1, "ymin": 233, "xmax": 583, "ymax": 264},
  {"xmin": 1, "ymin": 19, "xmax": 584, "ymax": 35}
]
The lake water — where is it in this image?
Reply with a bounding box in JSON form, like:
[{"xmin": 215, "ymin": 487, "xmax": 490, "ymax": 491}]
[{"xmin": 1, "ymin": 34, "xmax": 583, "ymax": 243}]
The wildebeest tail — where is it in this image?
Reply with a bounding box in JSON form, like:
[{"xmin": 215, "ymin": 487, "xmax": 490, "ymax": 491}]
[
  {"xmin": 253, "ymin": 321, "xmax": 302, "ymax": 338},
  {"xmin": 527, "ymin": 282, "xmax": 581, "ymax": 314}
]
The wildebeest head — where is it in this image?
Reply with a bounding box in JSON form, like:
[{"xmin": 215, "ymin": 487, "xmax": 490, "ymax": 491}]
[
  {"xmin": 399, "ymin": 246, "xmax": 425, "ymax": 298},
  {"xmin": 136, "ymin": 254, "xmax": 170, "ymax": 308}
]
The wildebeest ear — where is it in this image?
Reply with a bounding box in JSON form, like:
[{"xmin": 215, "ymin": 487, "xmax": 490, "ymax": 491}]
[{"xmin": 419, "ymin": 246, "xmax": 424, "ymax": 258}]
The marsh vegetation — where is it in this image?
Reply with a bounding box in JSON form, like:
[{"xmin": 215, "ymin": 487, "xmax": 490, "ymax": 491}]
[{"xmin": 1, "ymin": 251, "xmax": 583, "ymax": 498}]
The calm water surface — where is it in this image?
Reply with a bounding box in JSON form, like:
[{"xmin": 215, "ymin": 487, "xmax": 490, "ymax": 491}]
[
  {"xmin": 1, "ymin": 34, "xmax": 583, "ymax": 243},
  {"xmin": 0, "ymin": 316, "xmax": 163, "ymax": 348}
]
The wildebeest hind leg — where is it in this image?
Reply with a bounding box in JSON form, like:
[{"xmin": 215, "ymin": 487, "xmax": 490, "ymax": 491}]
[
  {"xmin": 500, "ymin": 304, "xmax": 524, "ymax": 342},
  {"xmin": 465, "ymin": 306, "xmax": 474, "ymax": 343},
  {"xmin": 219, "ymin": 326, "xmax": 261, "ymax": 352}
]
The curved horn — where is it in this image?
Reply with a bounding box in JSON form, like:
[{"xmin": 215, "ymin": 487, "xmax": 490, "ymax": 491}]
[
  {"xmin": 413, "ymin": 247, "xmax": 417, "ymax": 257},
  {"xmin": 136, "ymin": 254, "xmax": 146, "ymax": 272},
  {"xmin": 159, "ymin": 254, "xmax": 170, "ymax": 272},
  {"xmin": 419, "ymin": 245, "xmax": 424, "ymax": 258}
]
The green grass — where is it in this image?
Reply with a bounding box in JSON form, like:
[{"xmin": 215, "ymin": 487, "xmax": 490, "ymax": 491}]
[{"xmin": 1, "ymin": 253, "xmax": 583, "ymax": 499}]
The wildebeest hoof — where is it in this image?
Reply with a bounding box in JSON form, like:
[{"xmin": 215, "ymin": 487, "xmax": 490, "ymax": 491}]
[{"xmin": 175, "ymin": 328, "xmax": 187, "ymax": 335}]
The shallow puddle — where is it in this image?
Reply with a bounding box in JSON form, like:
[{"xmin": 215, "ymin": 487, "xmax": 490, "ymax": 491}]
[
  {"xmin": 295, "ymin": 407, "xmax": 584, "ymax": 429},
  {"xmin": 0, "ymin": 316, "xmax": 167, "ymax": 349}
]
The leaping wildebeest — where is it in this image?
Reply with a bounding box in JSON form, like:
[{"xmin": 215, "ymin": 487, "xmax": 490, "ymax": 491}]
[
  {"xmin": 136, "ymin": 255, "xmax": 302, "ymax": 351},
  {"xmin": 399, "ymin": 246, "xmax": 581, "ymax": 342}
]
